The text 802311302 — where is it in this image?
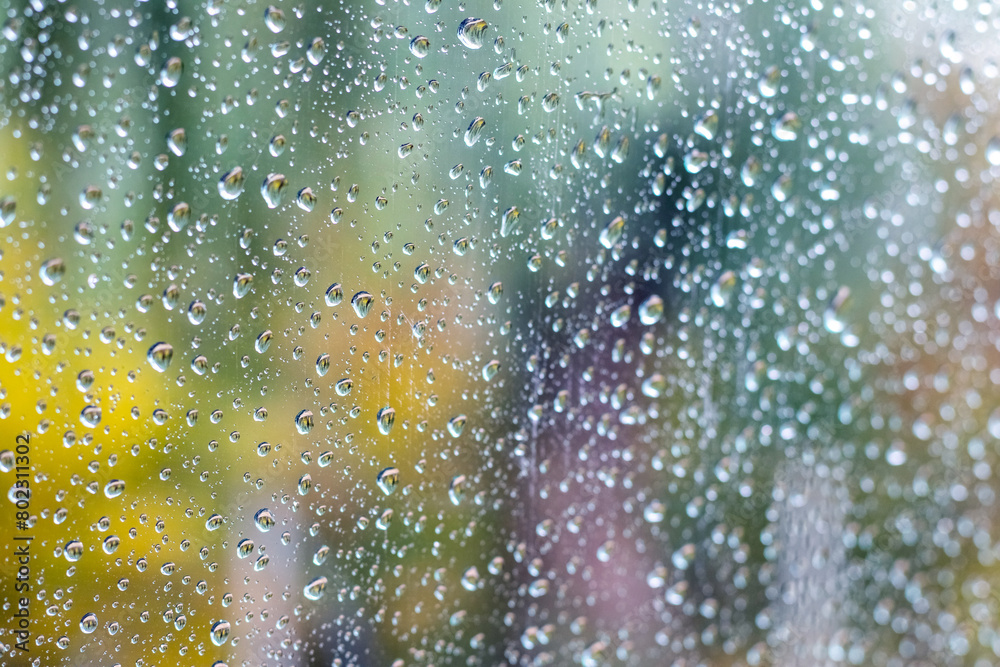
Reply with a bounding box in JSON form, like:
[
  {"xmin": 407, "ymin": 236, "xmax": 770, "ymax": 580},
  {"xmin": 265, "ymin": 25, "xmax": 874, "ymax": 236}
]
[{"xmin": 10, "ymin": 433, "xmax": 32, "ymax": 653}]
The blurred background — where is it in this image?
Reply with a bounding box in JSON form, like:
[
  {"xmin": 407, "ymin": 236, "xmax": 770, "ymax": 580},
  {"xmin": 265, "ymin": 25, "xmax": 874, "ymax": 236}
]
[{"xmin": 2, "ymin": 0, "xmax": 1000, "ymax": 666}]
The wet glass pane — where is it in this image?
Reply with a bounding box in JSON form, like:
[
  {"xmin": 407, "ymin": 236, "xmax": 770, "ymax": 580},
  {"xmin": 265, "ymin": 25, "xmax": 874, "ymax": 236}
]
[{"xmin": 1, "ymin": 0, "xmax": 999, "ymax": 665}]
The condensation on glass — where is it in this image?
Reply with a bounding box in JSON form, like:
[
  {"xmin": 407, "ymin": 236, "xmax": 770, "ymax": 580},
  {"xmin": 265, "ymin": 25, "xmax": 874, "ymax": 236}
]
[{"xmin": 0, "ymin": 1, "xmax": 998, "ymax": 666}]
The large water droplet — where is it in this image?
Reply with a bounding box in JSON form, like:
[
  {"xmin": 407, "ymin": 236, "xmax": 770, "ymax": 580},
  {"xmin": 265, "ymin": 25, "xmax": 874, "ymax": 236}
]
[
  {"xmin": 254, "ymin": 508, "xmax": 275, "ymax": 532},
  {"xmin": 219, "ymin": 167, "xmax": 245, "ymax": 200},
  {"xmin": 465, "ymin": 117, "xmax": 486, "ymax": 146},
  {"xmin": 376, "ymin": 467, "xmax": 400, "ymax": 495},
  {"xmin": 295, "ymin": 410, "xmax": 314, "ymax": 434},
  {"xmin": 147, "ymin": 342, "xmax": 174, "ymax": 372},
  {"xmin": 351, "ymin": 291, "xmax": 374, "ymax": 318},
  {"xmin": 377, "ymin": 407, "xmax": 396, "ymax": 435},
  {"xmin": 39, "ymin": 257, "xmax": 66, "ymax": 286},
  {"xmin": 304, "ymin": 576, "xmax": 328, "ymax": 601},
  {"xmin": 210, "ymin": 620, "xmax": 231, "ymax": 646},
  {"xmin": 458, "ymin": 18, "xmax": 488, "ymax": 49},
  {"xmin": 80, "ymin": 613, "xmax": 98, "ymax": 634}
]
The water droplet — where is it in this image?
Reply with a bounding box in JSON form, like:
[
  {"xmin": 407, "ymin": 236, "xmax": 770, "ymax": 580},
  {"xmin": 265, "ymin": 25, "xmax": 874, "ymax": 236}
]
[
  {"xmin": 376, "ymin": 467, "xmax": 400, "ymax": 495},
  {"xmin": 458, "ymin": 18, "xmax": 488, "ymax": 49},
  {"xmin": 542, "ymin": 93, "xmax": 559, "ymax": 113},
  {"xmin": 823, "ymin": 286, "xmax": 851, "ymax": 334},
  {"xmin": 409, "ymin": 35, "xmax": 430, "ymax": 58},
  {"xmin": 610, "ymin": 304, "xmax": 631, "ymax": 328},
  {"xmin": 710, "ymin": 271, "xmax": 736, "ymax": 307},
  {"xmin": 233, "ymin": 273, "xmax": 254, "ymax": 299},
  {"xmin": 0, "ymin": 195, "xmax": 16, "ymax": 227},
  {"xmin": 465, "ymin": 117, "xmax": 486, "ymax": 146},
  {"xmin": 599, "ymin": 215, "xmax": 625, "ymax": 249},
  {"xmin": 210, "ymin": 620, "xmax": 231, "ymax": 646},
  {"xmin": 236, "ymin": 539, "xmax": 255, "ymax": 559},
  {"xmin": 987, "ymin": 137, "xmax": 1000, "ymax": 166},
  {"xmin": 638, "ymin": 295, "xmax": 664, "ymax": 325},
  {"xmin": 147, "ymin": 342, "xmax": 173, "ymax": 372},
  {"xmin": 80, "ymin": 613, "xmax": 98, "ymax": 634},
  {"xmin": 255, "ymin": 330, "xmax": 273, "ymax": 354},
  {"xmin": 461, "ymin": 566, "xmax": 480, "ymax": 591},
  {"xmin": 64, "ymin": 540, "xmax": 84, "ymax": 562},
  {"xmin": 500, "ymin": 206, "xmax": 520, "ymax": 237},
  {"xmin": 303, "ymin": 576, "xmax": 328, "ymax": 601},
  {"xmin": 296, "ymin": 188, "xmax": 316, "ymax": 212},
  {"xmin": 263, "ymin": 6, "xmax": 286, "ymax": 33},
  {"xmin": 103, "ymin": 480, "xmax": 125, "ymax": 499},
  {"xmin": 261, "ymin": 173, "xmax": 288, "ymax": 208},
  {"xmin": 313, "ymin": 545, "xmax": 330, "ymax": 565},
  {"xmin": 377, "ymin": 407, "xmax": 396, "ymax": 435},
  {"xmin": 39, "ymin": 257, "xmax": 66, "ymax": 286},
  {"xmin": 482, "ymin": 359, "xmax": 500, "ymax": 381},
  {"xmin": 325, "ymin": 283, "xmax": 344, "ymax": 307},
  {"xmin": 307, "ymin": 37, "xmax": 326, "ymax": 65},
  {"xmin": 298, "ymin": 474, "xmax": 312, "ymax": 495},
  {"xmin": 295, "ymin": 410, "xmax": 314, "ymax": 434},
  {"xmin": 160, "ymin": 57, "xmax": 183, "ymax": 87},
  {"xmin": 188, "ymin": 300, "xmax": 207, "ymax": 325},
  {"xmin": 166, "ymin": 128, "xmax": 187, "ymax": 156},
  {"xmin": 316, "ymin": 353, "xmax": 331, "ymax": 376},
  {"xmin": 488, "ymin": 281, "xmax": 503, "ymax": 304},
  {"xmin": 772, "ymin": 111, "xmax": 801, "ymax": 141},
  {"xmin": 759, "ymin": 65, "xmax": 781, "ymax": 97},
  {"xmin": 335, "ymin": 378, "xmax": 352, "ymax": 396},
  {"xmin": 351, "ymin": 291, "xmax": 374, "ymax": 318},
  {"xmin": 447, "ymin": 414, "xmax": 467, "ymax": 437},
  {"xmin": 205, "ymin": 514, "xmax": 225, "ymax": 531},
  {"xmin": 449, "ymin": 475, "xmax": 467, "ymax": 505},
  {"xmin": 254, "ymin": 509, "xmax": 275, "ymax": 532}
]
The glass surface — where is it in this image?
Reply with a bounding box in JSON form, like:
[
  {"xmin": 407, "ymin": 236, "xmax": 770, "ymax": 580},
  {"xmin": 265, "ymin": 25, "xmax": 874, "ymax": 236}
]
[{"xmin": 1, "ymin": 1, "xmax": 999, "ymax": 665}]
